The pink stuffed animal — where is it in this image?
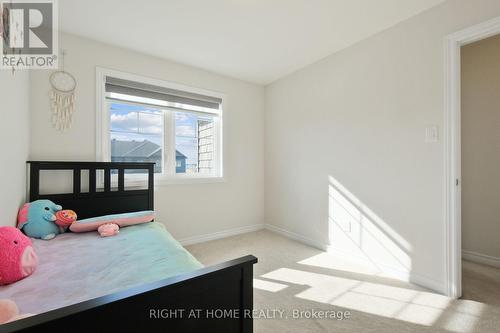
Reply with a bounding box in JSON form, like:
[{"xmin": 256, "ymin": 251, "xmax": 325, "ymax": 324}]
[
  {"xmin": 0, "ymin": 299, "xmax": 33, "ymax": 324},
  {"xmin": 97, "ymin": 223, "xmax": 119, "ymax": 237},
  {"xmin": 0, "ymin": 227, "xmax": 38, "ymax": 285}
]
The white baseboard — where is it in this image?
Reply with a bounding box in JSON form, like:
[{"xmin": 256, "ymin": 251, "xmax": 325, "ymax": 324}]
[
  {"xmin": 327, "ymin": 245, "xmax": 446, "ymax": 293},
  {"xmin": 264, "ymin": 224, "xmax": 329, "ymax": 251},
  {"xmin": 409, "ymin": 272, "xmax": 447, "ymax": 295},
  {"xmin": 177, "ymin": 222, "xmax": 447, "ymax": 294},
  {"xmin": 462, "ymin": 250, "xmax": 500, "ymax": 268},
  {"xmin": 179, "ymin": 224, "xmax": 264, "ymax": 246},
  {"xmin": 264, "ymin": 223, "xmax": 446, "ymax": 294}
]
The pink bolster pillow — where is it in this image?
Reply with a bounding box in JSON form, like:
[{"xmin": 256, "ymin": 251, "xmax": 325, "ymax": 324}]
[{"xmin": 69, "ymin": 211, "xmax": 155, "ymax": 233}]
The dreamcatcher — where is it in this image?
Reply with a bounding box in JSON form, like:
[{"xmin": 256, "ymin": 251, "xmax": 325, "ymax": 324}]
[{"xmin": 50, "ymin": 50, "xmax": 76, "ymax": 131}]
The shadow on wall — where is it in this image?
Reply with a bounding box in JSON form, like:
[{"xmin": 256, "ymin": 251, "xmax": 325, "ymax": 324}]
[{"xmin": 327, "ymin": 175, "xmax": 412, "ymax": 280}]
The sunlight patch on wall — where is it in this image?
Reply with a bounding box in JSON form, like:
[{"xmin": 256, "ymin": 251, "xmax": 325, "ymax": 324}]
[{"xmin": 328, "ymin": 175, "xmax": 412, "ymax": 277}]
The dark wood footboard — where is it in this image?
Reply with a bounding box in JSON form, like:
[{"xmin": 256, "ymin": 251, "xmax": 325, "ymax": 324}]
[{"xmin": 2, "ymin": 255, "xmax": 257, "ymax": 333}]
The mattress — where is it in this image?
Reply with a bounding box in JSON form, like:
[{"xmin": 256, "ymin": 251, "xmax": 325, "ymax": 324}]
[{"xmin": 0, "ymin": 222, "xmax": 202, "ymax": 315}]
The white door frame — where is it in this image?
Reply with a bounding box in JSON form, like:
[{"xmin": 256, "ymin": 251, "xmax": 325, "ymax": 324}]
[{"xmin": 444, "ymin": 15, "xmax": 500, "ymax": 298}]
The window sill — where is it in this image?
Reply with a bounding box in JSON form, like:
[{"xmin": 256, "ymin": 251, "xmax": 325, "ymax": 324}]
[
  {"xmin": 155, "ymin": 176, "xmax": 225, "ymax": 186},
  {"xmin": 104, "ymin": 176, "xmax": 225, "ymax": 188}
]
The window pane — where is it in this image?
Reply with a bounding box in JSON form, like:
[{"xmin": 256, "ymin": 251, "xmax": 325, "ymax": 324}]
[
  {"xmin": 109, "ymin": 102, "xmax": 164, "ymax": 173},
  {"xmin": 175, "ymin": 112, "xmax": 215, "ymax": 174},
  {"xmin": 138, "ymin": 112, "xmax": 163, "ymax": 134}
]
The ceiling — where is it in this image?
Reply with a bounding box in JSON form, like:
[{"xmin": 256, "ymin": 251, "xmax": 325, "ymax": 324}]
[{"xmin": 59, "ymin": 0, "xmax": 445, "ymax": 85}]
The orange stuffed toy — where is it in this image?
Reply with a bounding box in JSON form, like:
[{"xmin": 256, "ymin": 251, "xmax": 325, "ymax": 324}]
[{"xmin": 0, "ymin": 299, "xmax": 33, "ymax": 324}]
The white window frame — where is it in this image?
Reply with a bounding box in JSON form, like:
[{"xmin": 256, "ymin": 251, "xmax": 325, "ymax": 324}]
[{"xmin": 96, "ymin": 67, "xmax": 225, "ymax": 186}]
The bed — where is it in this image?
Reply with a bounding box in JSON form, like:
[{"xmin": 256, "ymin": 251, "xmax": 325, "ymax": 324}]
[{"xmin": 1, "ymin": 161, "xmax": 257, "ymax": 333}]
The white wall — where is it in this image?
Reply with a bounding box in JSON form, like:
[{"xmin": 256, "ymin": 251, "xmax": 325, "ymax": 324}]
[
  {"xmin": 30, "ymin": 33, "xmax": 265, "ymax": 240},
  {"xmin": 0, "ymin": 70, "xmax": 30, "ymax": 226},
  {"xmin": 461, "ymin": 34, "xmax": 500, "ymax": 260},
  {"xmin": 264, "ymin": 0, "xmax": 500, "ymax": 293}
]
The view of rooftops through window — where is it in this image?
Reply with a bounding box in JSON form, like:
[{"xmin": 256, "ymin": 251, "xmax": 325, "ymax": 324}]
[{"xmin": 109, "ymin": 102, "xmax": 214, "ymax": 175}]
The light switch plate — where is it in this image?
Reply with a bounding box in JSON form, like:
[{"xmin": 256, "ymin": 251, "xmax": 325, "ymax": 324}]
[{"xmin": 425, "ymin": 126, "xmax": 439, "ymax": 143}]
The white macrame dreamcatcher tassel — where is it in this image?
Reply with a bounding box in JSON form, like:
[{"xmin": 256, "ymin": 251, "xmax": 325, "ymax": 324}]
[
  {"xmin": 49, "ymin": 51, "xmax": 76, "ymax": 131},
  {"xmin": 51, "ymin": 91, "xmax": 75, "ymax": 131}
]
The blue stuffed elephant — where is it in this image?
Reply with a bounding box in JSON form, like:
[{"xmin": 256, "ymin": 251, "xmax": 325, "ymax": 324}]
[{"xmin": 17, "ymin": 200, "xmax": 63, "ymax": 240}]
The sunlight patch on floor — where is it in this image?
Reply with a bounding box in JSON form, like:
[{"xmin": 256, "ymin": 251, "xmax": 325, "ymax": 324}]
[
  {"xmin": 261, "ymin": 267, "xmax": 483, "ymax": 332},
  {"xmin": 298, "ymin": 252, "xmax": 381, "ymax": 276},
  {"xmin": 253, "ymin": 278, "xmax": 288, "ymax": 292},
  {"xmin": 439, "ymin": 300, "xmax": 487, "ymax": 333}
]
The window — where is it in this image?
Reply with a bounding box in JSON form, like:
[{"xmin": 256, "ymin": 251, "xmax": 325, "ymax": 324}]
[
  {"xmin": 110, "ymin": 104, "xmax": 164, "ymax": 174},
  {"xmin": 99, "ymin": 70, "xmax": 223, "ymax": 183},
  {"xmin": 175, "ymin": 112, "xmax": 215, "ymax": 175}
]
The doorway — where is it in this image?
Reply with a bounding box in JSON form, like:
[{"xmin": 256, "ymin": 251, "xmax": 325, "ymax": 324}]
[
  {"xmin": 460, "ymin": 33, "xmax": 500, "ymax": 305},
  {"xmin": 445, "ymin": 15, "xmax": 500, "ymax": 299}
]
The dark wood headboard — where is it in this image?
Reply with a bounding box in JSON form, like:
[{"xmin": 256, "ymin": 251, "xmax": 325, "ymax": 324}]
[{"xmin": 27, "ymin": 161, "xmax": 154, "ymax": 220}]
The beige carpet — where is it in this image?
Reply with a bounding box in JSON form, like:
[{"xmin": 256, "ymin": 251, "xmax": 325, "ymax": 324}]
[
  {"xmin": 462, "ymin": 260, "xmax": 500, "ymax": 307},
  {"xmin": 186, "ymin": 230, "xmax": 500, "ymax": 333}
]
